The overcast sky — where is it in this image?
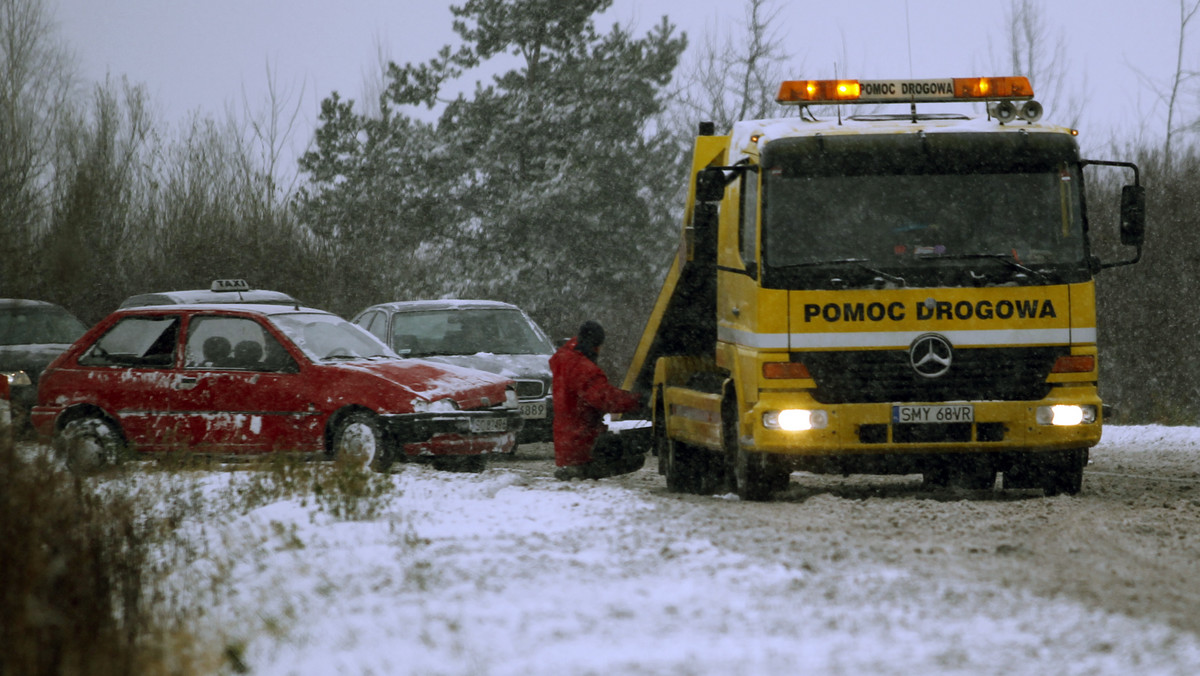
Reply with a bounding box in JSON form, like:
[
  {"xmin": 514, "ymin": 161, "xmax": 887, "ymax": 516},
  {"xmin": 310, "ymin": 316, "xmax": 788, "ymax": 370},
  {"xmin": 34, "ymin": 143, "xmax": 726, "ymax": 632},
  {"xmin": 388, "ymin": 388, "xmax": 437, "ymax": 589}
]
[{"xmin": 52, "ymin": 0, "xmax": 1183, "ymax": 158}]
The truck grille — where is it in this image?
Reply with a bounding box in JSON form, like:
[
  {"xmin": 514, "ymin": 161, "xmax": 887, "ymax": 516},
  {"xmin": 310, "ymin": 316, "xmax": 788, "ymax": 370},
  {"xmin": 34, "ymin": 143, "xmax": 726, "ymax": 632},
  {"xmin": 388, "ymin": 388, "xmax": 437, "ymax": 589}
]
[
  {"xmin": 802, "ymin": 346, "xmax": 1064, "ymax": 404},
  {"xmin": 857, "ymin": 422, "xmax": 1009, "ymax": 444}
]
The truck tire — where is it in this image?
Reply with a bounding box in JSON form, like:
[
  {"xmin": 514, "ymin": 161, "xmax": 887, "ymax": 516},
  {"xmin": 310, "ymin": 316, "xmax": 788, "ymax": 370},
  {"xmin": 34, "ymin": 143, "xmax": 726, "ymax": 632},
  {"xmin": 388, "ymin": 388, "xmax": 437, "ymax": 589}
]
[
  {"xmin": 665, "ymin": 437, "xmax": 706, "ymax": 494},
  {"xmin": 1003, "ymin": 449, "xmax": 1086, "ymax": 496},
  {"xmin": 724, "ymin": 393, "xmax": 786, "ymax": 501},
  {"xmin": 734, "ymin": 447, "xmax": 788, "ymax": 501},
  {"xmin": 924, "ymin": 455, "xmax": 995, "ymax": 490},
  {"xmin": 1042, "ymin": 448, "xmax": 1087, "ymax": 496}
]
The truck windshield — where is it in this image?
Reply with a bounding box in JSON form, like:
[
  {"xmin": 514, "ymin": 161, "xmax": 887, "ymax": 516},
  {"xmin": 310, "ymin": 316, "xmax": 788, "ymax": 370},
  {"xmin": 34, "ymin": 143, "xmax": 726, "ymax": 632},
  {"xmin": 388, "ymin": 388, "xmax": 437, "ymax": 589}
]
[{"xmin": 760, "ymin": 132, "xmax": 1088, "ymax": 288}]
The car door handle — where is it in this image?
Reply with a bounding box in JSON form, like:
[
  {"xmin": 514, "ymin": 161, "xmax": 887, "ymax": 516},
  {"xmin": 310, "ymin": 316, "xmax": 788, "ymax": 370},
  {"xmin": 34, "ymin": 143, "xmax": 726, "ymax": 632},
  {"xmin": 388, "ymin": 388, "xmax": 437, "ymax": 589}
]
[{"xmin": 175, "ymin": 376, "xmax": 198, "ymax": 390}]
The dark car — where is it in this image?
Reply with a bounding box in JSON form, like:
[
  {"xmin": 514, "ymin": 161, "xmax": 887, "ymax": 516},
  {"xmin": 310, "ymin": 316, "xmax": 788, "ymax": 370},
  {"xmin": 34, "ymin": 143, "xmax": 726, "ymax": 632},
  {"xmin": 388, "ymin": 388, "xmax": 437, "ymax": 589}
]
[
  {"xmin": 0, "ymin": 299, "xmax": 89, "ymax": 417},
  {"xmin": 32, "ymin": 303, "xmax": 522, "ymax": 473},
  {"xmin": 351, "ymin": 300, "xmax": 554, "ymax": 444},
  {"xmin": 119, "ymin": 279, "xmax": 300, "ymax": 309}
]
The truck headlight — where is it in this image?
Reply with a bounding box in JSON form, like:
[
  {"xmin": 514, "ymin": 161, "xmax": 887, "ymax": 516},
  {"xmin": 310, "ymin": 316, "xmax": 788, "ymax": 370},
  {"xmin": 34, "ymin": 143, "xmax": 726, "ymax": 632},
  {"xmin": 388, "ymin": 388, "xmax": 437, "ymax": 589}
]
[
  {"xmin": 763, "ymin": 409, "xmax": 828, "ymax": 431},
  {"xmin": 1036, "ymin": 405, "xmax": 1096, "ymax": 426}
]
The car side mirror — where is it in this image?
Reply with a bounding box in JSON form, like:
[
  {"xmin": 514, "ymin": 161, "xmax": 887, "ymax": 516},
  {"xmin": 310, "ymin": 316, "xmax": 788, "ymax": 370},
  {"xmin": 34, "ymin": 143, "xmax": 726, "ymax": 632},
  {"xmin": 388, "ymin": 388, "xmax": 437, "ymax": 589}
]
[{"xmin": 1119, "ymin": 184, "xmax": 1146, "ymax": 247}]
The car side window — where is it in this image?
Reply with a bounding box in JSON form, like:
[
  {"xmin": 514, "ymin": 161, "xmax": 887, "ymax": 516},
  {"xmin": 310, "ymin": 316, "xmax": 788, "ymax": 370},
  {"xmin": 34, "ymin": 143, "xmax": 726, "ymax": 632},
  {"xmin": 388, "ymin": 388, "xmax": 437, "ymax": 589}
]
[
  {"xmin": 185, "ymin": 316, "xmax": 297, "ymax": 372},
  {"xmin": 362, "ymin": 311, "xmax": 389, "ymax": 344},
  {"xmin": 78, "ymin": 316, "xmax": 180, "ymax": 368}
]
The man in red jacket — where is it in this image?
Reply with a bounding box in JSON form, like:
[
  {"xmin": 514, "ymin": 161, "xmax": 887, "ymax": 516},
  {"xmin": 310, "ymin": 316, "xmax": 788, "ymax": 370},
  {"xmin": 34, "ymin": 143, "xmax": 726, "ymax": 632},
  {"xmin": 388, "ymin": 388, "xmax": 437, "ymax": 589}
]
[{"xmin": 550, "ymin": 320, "xmax": 644, "ymax": 480}]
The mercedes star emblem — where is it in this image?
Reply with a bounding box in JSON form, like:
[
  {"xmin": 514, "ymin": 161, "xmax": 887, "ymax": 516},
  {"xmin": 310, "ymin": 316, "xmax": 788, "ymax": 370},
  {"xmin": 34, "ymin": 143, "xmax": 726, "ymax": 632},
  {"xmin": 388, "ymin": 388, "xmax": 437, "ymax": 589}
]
[{"xmin": 909, "ymin": 333, "xmax": 953, "ymax": 379}]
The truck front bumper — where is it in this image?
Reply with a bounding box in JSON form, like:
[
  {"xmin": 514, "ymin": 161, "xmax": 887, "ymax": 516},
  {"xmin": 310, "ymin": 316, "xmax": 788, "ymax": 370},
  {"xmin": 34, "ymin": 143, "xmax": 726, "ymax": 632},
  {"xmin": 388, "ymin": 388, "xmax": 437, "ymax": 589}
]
[{"xmin": 745, "ymin": 387, "xmax": 1102, "ymax": 456}]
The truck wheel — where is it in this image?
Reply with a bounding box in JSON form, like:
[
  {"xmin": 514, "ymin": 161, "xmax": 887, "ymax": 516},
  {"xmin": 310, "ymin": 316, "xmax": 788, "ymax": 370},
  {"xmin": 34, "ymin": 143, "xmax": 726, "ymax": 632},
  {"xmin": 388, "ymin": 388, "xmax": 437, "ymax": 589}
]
[
  {"xmin": 954, "ymin": 456, "xmax": 996, "ymax": 490},
  {"xmin": 653, "ymin": 397, "xmax": 668, "ymax": 476},
  {"xmin": 56, "ymin": 416, "xmax": 125, "ymax": 474},
  {"xmin": 665, "ymin": 437, "xmax": 704, "ymax": 493},
  {"xmin": 722, "ymin": 392, "xmax": 784, "ymax": 500},
  {"xmin": 1042, "ymin": 448, "xmax": 1087, "ymax": 496},
  {"xmin": 735, "ymin": 447, "xmax": 786, "ymax": 501},
  {"xmin": 332, "ymin": 411, "xmax": 392, "ymax": 472},
  {"xmin": 924, "ymin": 456, "xmax": 994, "ymax": 490}
]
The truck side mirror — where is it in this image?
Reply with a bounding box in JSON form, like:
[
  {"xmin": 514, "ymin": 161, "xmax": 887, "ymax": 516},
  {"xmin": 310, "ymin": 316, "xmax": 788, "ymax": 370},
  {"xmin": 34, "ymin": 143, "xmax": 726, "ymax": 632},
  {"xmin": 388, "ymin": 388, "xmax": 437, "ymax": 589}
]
[
  {"xmin": 1119, "ymin": 184, "xmax": 1146, "ymax": 247},
  {"xmin": 695, "ymin": 168, "xmax": 727, "ymax": 203}
]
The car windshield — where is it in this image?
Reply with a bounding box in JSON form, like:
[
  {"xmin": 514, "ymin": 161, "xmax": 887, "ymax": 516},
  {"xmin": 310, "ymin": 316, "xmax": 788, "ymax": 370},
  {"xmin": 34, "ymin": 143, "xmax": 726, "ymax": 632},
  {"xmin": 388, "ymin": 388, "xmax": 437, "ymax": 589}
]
[
  {"xmin": 390, "ymin": 308, "xmax": 553, "ymax": 357},
  {"xmin": 269, "ymin": 312, "xmax": 397, "ymax": 361},
  {"xmin": 0, "ymin": 306, "xmax": 87, "ymax": 346}
]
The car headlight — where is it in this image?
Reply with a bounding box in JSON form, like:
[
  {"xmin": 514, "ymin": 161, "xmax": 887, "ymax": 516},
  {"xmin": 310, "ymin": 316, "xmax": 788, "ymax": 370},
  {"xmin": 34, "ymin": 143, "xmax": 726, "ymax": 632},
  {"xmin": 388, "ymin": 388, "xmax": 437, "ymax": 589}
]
[
  {"xmin": 412, "ymin": 398, "xmax": 460, "ymax": 413},
  {"xmin": 2, "ymin": 371, "xmax": 32, "ymax": 386},
  {"xmin": 763, "ymin": 409, "xmax": 828, "ymax": 431},
  {"xmin": 505, "ymin": 388, "xmax": 519, "ymax": 409},
  {"xmin": 1036, "ymin": 405, "xmax": 1096, "ymax": 426}
]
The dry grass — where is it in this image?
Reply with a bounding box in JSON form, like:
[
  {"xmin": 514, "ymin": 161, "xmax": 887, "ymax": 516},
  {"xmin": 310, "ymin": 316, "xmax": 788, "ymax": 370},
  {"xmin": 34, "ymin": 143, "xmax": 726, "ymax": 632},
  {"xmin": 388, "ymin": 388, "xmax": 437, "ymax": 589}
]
[{"xmin": 1, "ymin": 432, "xmax": 399, "ymax": 674}]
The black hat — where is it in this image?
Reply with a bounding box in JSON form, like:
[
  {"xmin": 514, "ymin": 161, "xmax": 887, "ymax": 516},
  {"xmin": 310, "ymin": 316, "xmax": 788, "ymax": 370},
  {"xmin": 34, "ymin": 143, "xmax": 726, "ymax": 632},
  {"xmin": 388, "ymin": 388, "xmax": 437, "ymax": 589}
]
[{"xmin": 578, "ymin": 320, "xmax": 605, "ymax": 351}]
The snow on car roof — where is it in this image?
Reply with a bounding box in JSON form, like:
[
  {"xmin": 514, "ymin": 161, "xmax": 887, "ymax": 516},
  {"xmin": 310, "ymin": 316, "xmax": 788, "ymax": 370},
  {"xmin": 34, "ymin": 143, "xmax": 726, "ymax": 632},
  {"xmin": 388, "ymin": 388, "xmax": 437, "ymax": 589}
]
[
  {"xmin": 0, "ymin": 298, "xmax": 65, "ymax": 310},
  {"xmin": 372, "ymin": 299, "xmax": 520, "ymax": 312},
  {"xmin": 116, "ymin": 303, "xmax": 320, "ymax": 316},
  {"xmin": 119, "ymin": 289, "xmax": 300, "ymax": 309}
]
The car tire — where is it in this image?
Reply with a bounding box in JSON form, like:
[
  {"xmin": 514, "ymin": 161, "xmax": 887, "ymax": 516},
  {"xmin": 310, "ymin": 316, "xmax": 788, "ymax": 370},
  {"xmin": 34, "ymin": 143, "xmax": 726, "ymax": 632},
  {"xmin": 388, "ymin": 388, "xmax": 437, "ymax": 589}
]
[
  {"xmin": 55, "ymin": 416, "xmax": 125, "ymax": 474},
  {"xmin": 332, "ymin": 411, "xmax": 392, "ymax": 473}
]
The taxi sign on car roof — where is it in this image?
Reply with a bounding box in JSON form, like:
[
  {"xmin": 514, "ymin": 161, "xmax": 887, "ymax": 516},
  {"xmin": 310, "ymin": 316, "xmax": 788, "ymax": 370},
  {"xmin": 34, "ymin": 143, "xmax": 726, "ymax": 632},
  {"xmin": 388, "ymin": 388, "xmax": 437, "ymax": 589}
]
[{"xmin": 211, "ymin": 279, "xmax": 252, "ymax": 292}]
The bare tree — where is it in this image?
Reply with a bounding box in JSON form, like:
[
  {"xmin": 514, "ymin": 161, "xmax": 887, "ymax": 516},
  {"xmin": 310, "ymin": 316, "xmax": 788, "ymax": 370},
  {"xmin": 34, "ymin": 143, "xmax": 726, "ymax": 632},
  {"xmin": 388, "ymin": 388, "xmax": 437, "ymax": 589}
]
[
  {"xmin": 1164, "ymin": 0, "xmax": 1200, "ymax": 167},
  {"xmin": 238, "ymin": 59, "xmax": 305, "ymax": 208},
  {"xmin": 670, "ymin": 0, "xmax": 793, "ymax": 135},
  {"xmin": 0, "ymin": 0, "xmax": 77, "ymax": 296}
]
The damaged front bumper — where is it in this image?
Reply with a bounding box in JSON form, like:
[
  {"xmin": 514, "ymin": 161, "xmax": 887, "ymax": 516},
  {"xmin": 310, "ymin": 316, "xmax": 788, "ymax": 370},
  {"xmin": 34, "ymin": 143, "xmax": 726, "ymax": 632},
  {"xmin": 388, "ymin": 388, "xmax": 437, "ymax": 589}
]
[{"xmin": 381, "ymin": 407, "xmax": 524, "ymax": 457}]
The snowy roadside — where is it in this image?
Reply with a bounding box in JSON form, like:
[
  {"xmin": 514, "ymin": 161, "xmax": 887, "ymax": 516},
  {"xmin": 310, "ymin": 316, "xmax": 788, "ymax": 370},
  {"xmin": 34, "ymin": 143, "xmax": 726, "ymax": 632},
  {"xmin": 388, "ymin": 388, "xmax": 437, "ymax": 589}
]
[{"xmin": 148, "ymin": 426, "xmax": 1200, "ymax": 675}]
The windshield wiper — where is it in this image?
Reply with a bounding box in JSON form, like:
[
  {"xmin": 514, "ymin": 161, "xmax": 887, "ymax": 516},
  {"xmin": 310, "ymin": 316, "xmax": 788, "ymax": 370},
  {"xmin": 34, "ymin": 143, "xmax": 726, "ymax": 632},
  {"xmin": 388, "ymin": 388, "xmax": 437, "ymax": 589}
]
[
  {"xmin": 917, "ymin": 253, "xmax": 1048, "ymax": 282},
  {"xmin": 777, "ymin": 258, "xmax": 906, "ymax": 287}
]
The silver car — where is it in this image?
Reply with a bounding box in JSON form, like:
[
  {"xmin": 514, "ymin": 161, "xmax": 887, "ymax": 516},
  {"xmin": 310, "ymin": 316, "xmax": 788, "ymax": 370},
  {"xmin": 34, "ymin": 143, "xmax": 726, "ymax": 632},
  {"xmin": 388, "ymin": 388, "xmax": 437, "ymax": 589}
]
[{"xmin": 351, "ymin": 300, "xmax": 553, "ymax": 444}]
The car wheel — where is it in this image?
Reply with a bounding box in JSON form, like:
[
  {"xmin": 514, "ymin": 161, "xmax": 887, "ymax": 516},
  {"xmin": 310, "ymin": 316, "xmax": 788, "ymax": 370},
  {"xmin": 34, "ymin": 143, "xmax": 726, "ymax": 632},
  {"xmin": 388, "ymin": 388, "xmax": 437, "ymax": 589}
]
[
  {"xmin": 332, "ymin": 412, "xmax": 391, "ymax": 472},
  {"xmin": 55, "ymin": 417, "xmax": 125, "ymax": 474}
]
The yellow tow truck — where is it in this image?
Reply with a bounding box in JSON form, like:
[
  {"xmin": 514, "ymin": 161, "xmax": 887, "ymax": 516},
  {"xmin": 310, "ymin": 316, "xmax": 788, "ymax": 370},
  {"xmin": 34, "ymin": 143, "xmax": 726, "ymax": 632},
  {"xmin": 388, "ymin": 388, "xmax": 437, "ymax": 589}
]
[{"xmin": 623, "ymin": 76, "xmax": 1146, "ymax": 500}]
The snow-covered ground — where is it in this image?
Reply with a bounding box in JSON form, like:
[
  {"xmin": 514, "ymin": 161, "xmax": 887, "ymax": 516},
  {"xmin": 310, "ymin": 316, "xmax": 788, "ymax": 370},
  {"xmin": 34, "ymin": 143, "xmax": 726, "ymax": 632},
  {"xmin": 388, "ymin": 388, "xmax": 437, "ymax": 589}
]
[{"xmin": 141, "ymin": 425, "xmax": 1200, "ymax": 675}]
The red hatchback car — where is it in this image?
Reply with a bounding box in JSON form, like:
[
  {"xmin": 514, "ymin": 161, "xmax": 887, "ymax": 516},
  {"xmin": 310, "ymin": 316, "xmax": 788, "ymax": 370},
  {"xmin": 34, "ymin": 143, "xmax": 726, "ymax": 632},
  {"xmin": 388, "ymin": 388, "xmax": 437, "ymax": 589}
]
[{"xmin": 31, "ymin": 304, "xmax": 522, "ymax": 472}]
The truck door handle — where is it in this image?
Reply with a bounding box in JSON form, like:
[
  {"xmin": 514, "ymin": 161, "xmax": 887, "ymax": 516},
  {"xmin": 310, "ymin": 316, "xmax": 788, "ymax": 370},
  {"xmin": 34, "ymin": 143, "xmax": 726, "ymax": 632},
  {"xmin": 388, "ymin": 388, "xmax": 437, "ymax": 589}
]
[{"xmin": 176, "ymin": 376, "xmax": 198, "ymax": 390}]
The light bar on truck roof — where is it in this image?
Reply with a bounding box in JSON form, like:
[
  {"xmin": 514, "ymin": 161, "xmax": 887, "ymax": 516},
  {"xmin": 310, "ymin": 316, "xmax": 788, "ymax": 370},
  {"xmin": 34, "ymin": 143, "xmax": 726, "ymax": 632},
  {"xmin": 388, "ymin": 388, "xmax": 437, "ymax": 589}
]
[{"xmin": 776, "ymin": 77, "xmax": 1034, "ymax": 105}]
